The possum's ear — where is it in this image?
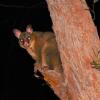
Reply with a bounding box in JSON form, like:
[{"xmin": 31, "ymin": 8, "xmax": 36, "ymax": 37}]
[
  {"xmin": 13, "ymin": 29, "xmax": 21, "ymax": 38},
  {"xmin": 26, "ymin": 24, "xmax": 33, "ymax": 34}
]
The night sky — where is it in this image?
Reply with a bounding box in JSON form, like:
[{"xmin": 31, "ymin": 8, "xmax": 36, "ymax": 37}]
[
  {"xmin": 1, "ymin": 0, "xmax": 59, "ymax": 100},
  {"xmin": 1, "ymin": 0, "xmax": 100, "ymax": 100}
]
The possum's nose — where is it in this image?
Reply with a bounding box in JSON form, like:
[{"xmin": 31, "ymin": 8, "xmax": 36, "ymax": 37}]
[{"xmin": 24, "ymin": 41, "xmax": 29, "ymax": 47}]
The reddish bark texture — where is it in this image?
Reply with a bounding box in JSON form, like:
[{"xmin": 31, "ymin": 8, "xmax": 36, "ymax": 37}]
[{"xmin": 45, "ymin": 0, "xmax": 100, "ymax": 100}]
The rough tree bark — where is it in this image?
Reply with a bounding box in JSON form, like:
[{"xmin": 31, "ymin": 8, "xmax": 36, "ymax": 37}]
[{"xmin": 44, "ymin": 0, "xmax": 100, "ymax": 100}]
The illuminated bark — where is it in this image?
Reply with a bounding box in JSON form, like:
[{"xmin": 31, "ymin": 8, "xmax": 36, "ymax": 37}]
[{"xmin": 44, "ymin": 0, "xmax": 100, "ymax": 100}]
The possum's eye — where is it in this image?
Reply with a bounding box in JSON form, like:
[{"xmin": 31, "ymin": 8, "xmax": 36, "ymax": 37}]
[
  {"xmin": 27, "ymin": 36, "xmax": 31, "ymax": 40},
  {"xmin": 19, "ymin": 39, "xmax": 24, "ymax": 43}
]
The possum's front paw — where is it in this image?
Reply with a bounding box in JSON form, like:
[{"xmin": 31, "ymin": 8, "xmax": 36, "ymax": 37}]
[
  {"xmin": 34, "ymin": 62, "xmax": 41, "ymax": 72},
  {"xmin": 34, "ymin": 62, "xmax": 49, "ymax": 72},
  {"xmin": 41, "ymin": 65, "xmax": 49, "ymax": 71}
]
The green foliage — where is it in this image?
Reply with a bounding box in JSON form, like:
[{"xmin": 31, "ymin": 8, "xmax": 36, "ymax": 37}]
[
  {"xmin": 87, "ymin": 0, "xmax": 99, "ymax": 20},
  {"xmin": 93, "ymin": 0, "xmax": 99, "ymax": 3},
  {"xmin": 91, "ymin": 60, "xmax": 100, "ymax": 70},
  {"xmin": 91, "ymin": 50, "xmax": 100, "ymax": 70}
]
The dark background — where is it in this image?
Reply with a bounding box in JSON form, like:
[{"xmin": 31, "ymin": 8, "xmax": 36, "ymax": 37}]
[{"xmin": 1, "ymin": 0, "xmax": 100, "ymax": 100}]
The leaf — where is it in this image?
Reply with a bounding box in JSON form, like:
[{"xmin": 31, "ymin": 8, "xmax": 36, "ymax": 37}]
[{"xmin": 94, "ymin": 0, "xmax": 99, "ymax": 3}]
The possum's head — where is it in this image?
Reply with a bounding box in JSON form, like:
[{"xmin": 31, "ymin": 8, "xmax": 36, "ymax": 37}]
[{"xmin": 13, "ymin": 25, "xmax": 33, "ymax": 48}]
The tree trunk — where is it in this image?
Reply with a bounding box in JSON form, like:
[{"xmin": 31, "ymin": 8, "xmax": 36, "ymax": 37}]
[{"xmin": 45, "ymin": 0, "xmax": 100, "ymax": 100}]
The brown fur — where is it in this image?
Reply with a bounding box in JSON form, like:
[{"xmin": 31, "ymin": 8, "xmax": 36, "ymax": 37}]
[{"xmin": 13, "ymin": 25, "xmax": 62, "ymax": 72}]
